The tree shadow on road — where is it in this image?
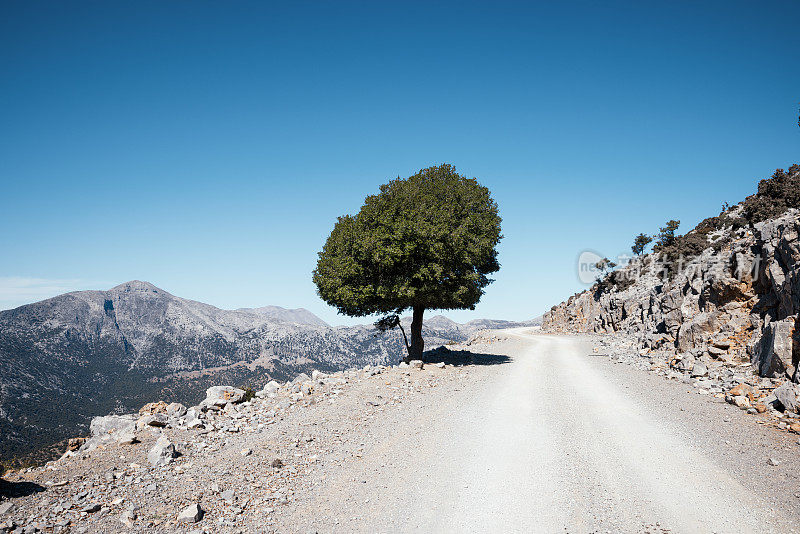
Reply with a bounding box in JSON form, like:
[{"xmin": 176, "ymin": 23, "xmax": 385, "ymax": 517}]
[
  {"xmin": 422, "ymin": 346, "xmax": 511, "ymax": 366},
  {"xmin": 0, "ymin": 478, "xmax": 45, "ymax": 499}
]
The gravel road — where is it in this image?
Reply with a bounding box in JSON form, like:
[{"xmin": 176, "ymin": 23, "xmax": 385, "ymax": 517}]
[{"xmin": 292, "ymin": 331, "xmax": 800, "ymax": 534}]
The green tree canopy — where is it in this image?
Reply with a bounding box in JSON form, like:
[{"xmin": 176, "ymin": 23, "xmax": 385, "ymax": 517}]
[
  {"xmin": 312, "ymin": 164, "xmax": 502, "ymax": 361},
  {"xmin": 654, "ymin": 220, "xmax": 680, "ymax": 250},
  {"xmin": 631, "ymin": 233, "xmax": 653, "ymax": 255}
]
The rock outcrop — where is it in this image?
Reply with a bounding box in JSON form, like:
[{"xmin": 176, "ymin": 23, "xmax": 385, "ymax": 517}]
[{"xmin": 544, "ymin": 187, "xmax": 799, "ymax": 383}]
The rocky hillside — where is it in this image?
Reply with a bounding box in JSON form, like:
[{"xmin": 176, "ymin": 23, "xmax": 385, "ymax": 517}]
[
  {"xmin": 0, "ymin": 344, "xmax": 492, "ymax": 533},
  {"xmin": 543, "ymin": 165, "xmax": 800, "ymax": 381},
  {"xmin": 0, "ymin": 281, "xmax": 535, "ymax": 467}
]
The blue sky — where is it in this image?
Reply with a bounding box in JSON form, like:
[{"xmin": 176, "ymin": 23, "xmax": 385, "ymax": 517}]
[{"xmin": 1, "ymin": 1, "xmax": 798, "ymax": 325}]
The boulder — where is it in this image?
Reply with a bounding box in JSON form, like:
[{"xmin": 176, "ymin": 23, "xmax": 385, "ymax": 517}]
[
  {"xmin": 167, "ymin": 402, "xmax": 187, "ymax": 418},
  {"xmin": 84, "ymin": 414, "xmax": 137, "ymax": 449},
  {"xmin": 292, "ymin": 373, "xmax": 311, "ymax": 384},
  {"xmin": 409, "ymin": 360, "xmax": 424, "ymax": 369},
  {"xmin": 708, "ymin": 345, "xmax": 727, "ymax": 357},
  {"xmin": 147, "ymin": 436, "xmax": 177, "ymax": 467},
  {"xmin": 177, "ymin": 503, "xmax": 204, "ymax": 523},
  {"xmin": 732, "ymin": 395, "xmax": 751, "ymax": 409},
  {"xmin": 773, "ymin": 383, "xmax": 798, "ymax": 412},
  {"xmin": 256, "ymin": 381, "xmax": 281, "ymax": 398},
  {"xmin": 183, "ymin": 408, "xmax": 204, "ymax": 429},
  {"xmin": 139, "ymin": 401, "xmax": 169, "ymax": 415},
  {"xmin": 116, "ymin": 428, "xmax": 138, "ymax": 445},
  {"xmin": 120, "ymin": 509, "xmax": 136, "ymax": 528},
  {"xmin": 751, "ymin": 317, "xmax": 796, "ymax": 378},
  {"xmin": 677, "ymin": 312, "xmax": 718, "ymax": 352},
  {"xmin": 137, "ymin": 414, "xmax": 168, "ymax": 430},
  {"xmin": 203, "ymin": 386, "xmax": 246, "ymax": 408},
  {"xmin": 729, "ymin": 383, "xmax": 753, "ymax": 397},
  {"xmin": 691, "ymin": 362, "xmax": 708, "ymax": 378},
  {"xmin": 712, "ymin": 339, "xmax": 732, "ymax": 350},
  {"xmin": 90, "ymin": 414, "xmax": 136, "ymax": 438}
]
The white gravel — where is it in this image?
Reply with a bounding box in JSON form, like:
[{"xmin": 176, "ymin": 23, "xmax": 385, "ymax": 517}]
[{"xmin": 291, "ymin": 331, "xmax": 799, "ymax": 533}]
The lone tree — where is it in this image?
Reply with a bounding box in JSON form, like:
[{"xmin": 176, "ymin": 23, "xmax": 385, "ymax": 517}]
[
  {"xmin": 312, "ymin": 164, "xmax": 502, "ymax": 362},
  {"xmin": 631, "ymin": 233, "xmax": 652, "ymax": 255},
  {"xmin": 654, "ymin": 220, "xmax": 680, "ymax": 250}
]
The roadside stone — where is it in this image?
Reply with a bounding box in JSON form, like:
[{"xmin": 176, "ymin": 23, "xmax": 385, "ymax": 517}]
[
  {"xmin": 137, "ymin": 413, "xmax": 168, "ymax": 429},
  {"xmin": 167, "ymin": 402, "xmax": 187, "ymax": 418},
  {"xmin": 409, "ymin": 360, "xmax": 424, "ymax": 370},
  {"xmin": 88, "ymin": 414, "xmax": 137, "ymax": 443},
  {"xmin": 147, "ymin": 436, "xmax": 177, "ymax": 467},
  {"xmin": 116, "ymin": 429, "xmax": 139, "ymax": 445},
  {"xmin": 203, "ymin": 386, "xmax": 246, "ymax": 408},
  {"xmin": 773, "ymin": 383, "xmax": 798, "ymax": 412},
  {"xmin": 177, "ymin": 503, "xmax": 204, "ymax": 523},
  {"xmin": 271, "ymin": 458, "xmax": 283, "ymax": 468},
  {"xmin": 729, "ymin": 383, "xmax": 752, "ymax": 397},
  {"xmin": 257, "ymin": 381, "xmax": 281, "ymax": 398},
  {"xmin": 691, "ymin": 363, "xmax": 708, "ymax": 377},
  {"xmin": 708, "ymin": 346, "xmax": 727, "ymax": 357},
  {"xmin": 120, "ymin": 509, "xmax": 136, "ymax": 528},
  {"xmin": 752, "ymin": 317, "xmax": 796, "ymax": 379},
  {"xmin": 768, "ymin": 457, "xmax": 781, "ymax": 466},
  {"xmin": 139, "ymin": 401, "xmax": 169, "ymax": 415},
  {"xmin": 733, "ymin": 395, "xmax": 751, "ymax": 409}
]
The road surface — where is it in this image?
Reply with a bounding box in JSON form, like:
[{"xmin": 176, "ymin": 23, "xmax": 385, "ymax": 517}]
[{"xmin": 293, "ymin": 331, "xmax": 799, "ymax": 533}]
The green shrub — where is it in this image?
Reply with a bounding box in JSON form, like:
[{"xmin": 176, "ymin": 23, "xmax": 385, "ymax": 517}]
[{"xmin": 742, "ymin": 165, "xmax": 800, "ymax": 223}]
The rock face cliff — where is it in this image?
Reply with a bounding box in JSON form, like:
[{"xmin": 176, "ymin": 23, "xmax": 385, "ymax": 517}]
[
  {"xmin": 0, "ymin": 281, "xmax": 535, "ymax": 465},
  {"xmin": 544, "ymin": 166, "xmax": 800, "ymax": 383}
]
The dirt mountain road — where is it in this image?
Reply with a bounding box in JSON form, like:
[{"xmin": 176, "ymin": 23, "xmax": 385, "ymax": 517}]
[{"xmin": 292, "ymin": 331, "xmax": 799, "ymax": 533}]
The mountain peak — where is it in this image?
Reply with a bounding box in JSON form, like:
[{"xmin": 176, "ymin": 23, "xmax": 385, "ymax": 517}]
[{"xmin": 109, "ymin": 280, "xmax": 165, "ymax": 294}]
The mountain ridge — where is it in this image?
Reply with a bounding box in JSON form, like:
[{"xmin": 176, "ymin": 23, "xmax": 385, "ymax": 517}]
[{"xmin": 0, "ymin": 281, "xmax": 537, "ymax": 467}]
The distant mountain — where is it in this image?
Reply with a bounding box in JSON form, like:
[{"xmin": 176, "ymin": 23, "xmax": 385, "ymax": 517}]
[
  {"xmin": 0, "ymin": 281, "xmax": 536, "ymax": 466},
  {"xmin": 236, "ymin": 305, "xmax": 330, "ymax": 327}
]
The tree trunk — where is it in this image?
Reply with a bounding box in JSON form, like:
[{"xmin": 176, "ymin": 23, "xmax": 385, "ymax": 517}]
[{"xmin": 405, "ymin": 305, "xmax": 425, "ymax": 362}]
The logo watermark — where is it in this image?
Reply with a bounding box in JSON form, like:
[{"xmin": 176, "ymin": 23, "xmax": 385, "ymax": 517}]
[{"xmin": 576, "ymin": 250, "xmax": 763, "ymax": 286}]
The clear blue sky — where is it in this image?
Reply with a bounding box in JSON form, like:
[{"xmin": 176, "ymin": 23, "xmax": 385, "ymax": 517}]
[{"xmin": 1, "ymin": 1, "xmax": 798, "ymax": 325}]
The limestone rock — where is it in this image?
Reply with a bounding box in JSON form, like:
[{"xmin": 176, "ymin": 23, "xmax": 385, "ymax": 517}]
[
  {"xmin": 773, "ymin": 383, "xmax": 798, "ymax": 412},
  {"xmin": 120, "ymin": 509, "xmax": 136, "ymax": 528},
  {"xmin": 752, "ymin": 317, "xmax": 796, "ymax": 378},
  {"xmin": 257, "ymin": 380, "xmax": 281, "ymax": 398},
  {"xmin": 147, "ymin": 436, "xmax": 177, "ymax": 467},
  {"xmin": 177, "ymin": 503, "xmax": 204, "ymax": 523},
  {"xmin": 139, "ymin": 401, "xmax": 169, "ymax": 415},
  {"xmin": 203, "ymin": 386, "xmax": 246, "ymax": 408}
]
